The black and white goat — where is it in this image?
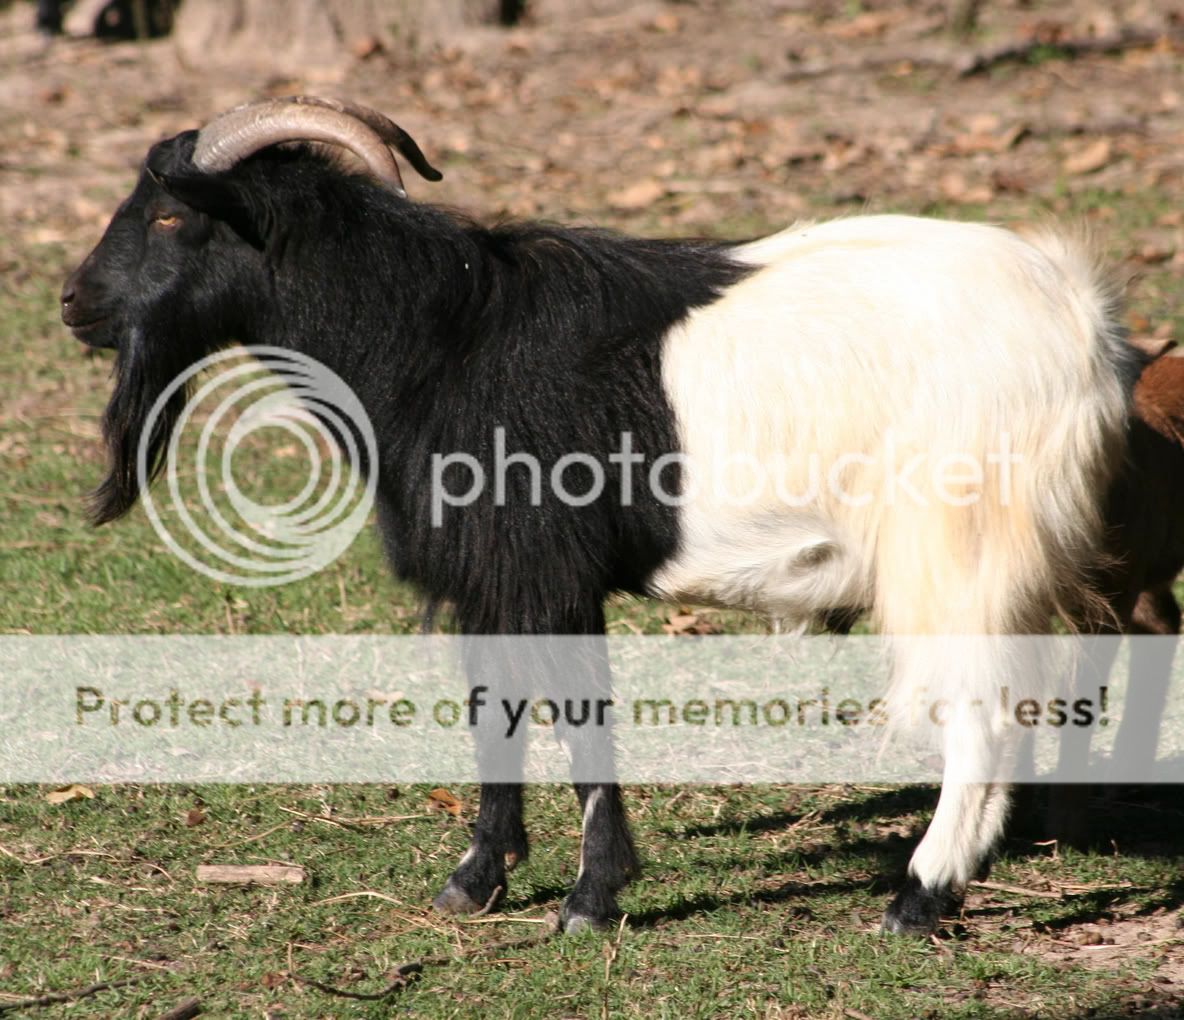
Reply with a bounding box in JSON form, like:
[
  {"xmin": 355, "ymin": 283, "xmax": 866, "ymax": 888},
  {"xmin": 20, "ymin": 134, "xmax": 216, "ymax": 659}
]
[{"xmin": 61, "ymin": 97, "xmax": 1135, "ymax": 935}]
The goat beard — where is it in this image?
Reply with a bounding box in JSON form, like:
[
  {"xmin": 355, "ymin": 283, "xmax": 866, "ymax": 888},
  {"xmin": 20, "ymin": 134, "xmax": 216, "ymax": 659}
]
[{"xmin": 87, "ymin": 332, "xmax": 192, "ymax": 526}]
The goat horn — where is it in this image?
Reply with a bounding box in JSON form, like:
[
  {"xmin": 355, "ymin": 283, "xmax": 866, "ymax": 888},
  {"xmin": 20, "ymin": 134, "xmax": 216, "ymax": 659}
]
[
  {"xmin": 193, "ymin": 96, "xmax": 440, "ymax": 196},
  {"xmin": 285, "ymin": 96, "xmax": 443, "ymax": 183}
]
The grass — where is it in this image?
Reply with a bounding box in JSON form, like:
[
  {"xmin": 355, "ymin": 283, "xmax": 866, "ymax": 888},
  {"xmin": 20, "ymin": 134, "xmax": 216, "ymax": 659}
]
[
  {"xmin": 4, "ymin": 783, "xmax": 1181, "ymax": 1018},
  {"xmin": 2, "ymin": 188, "xmax": 1184, "ymax": 1018}
]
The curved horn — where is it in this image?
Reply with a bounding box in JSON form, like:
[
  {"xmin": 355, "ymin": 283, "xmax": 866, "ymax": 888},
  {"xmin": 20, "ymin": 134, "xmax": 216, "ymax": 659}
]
[
  {"xmin": 287, "ymin": 96, "xmax": 443, "ymax": 183},
  {"xmin": 193, "ymin": 98, "xmax": 423, "ymax": 196}
]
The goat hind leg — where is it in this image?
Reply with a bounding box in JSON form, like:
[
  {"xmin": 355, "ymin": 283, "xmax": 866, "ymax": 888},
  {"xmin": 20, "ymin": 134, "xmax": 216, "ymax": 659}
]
[{"xmin": 883, "ymin": 717, "xmax": 1013, "ymax": 935}]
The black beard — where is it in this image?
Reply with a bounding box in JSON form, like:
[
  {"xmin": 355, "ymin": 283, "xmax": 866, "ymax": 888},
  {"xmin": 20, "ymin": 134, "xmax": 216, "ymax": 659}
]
[{"xmin": 87, "ymin": 330, "xmax": 192, "ymax": 526}]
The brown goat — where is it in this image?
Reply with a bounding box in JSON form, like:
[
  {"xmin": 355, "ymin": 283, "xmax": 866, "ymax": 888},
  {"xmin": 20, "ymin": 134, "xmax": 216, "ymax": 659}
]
[{"xmin": 1049, "ymin": 341, "xmax": 1184, "ymax": 841}]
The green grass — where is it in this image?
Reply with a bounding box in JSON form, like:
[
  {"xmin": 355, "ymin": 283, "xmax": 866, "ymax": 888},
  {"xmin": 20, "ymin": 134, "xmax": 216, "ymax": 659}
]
[{"xmin": 3, "ymin": 192, "xmax": 1184, "ymax": 1017}]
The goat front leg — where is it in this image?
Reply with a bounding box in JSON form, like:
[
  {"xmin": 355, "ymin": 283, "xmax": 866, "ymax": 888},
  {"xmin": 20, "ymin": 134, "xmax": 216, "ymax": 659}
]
[
  {"xmin": 433, "ymin": 781, "xmax": 527, "ymax": 914},
  {"xmin": 433, "ymin": 642, "xmax": 529, "ymax": 916}
]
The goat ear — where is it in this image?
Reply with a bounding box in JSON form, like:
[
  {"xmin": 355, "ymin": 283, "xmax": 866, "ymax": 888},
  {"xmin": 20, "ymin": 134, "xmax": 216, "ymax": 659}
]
[
  {"xmin": 150, "ymin": 167, "xmax": 269, "ymax": 249},
  {"xmin": 150, "ymin": 165, "xmax": 233, "ymax": 211}
]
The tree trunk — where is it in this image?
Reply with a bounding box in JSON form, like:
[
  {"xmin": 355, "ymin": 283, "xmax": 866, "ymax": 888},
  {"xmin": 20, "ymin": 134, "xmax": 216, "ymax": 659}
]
[{"xmin": 173, "ymin": 0, "xmax": 504, "ymax": 71}]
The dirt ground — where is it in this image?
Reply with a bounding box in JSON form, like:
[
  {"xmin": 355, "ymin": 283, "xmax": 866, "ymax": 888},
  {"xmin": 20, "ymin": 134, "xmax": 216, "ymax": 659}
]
[{"xmin": 3, "ymin": 0, "xmax": 1184, "ymax": 276}]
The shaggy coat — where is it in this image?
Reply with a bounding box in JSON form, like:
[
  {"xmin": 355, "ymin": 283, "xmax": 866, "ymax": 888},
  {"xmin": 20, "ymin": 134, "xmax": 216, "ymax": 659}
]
[{"xmin": 62, "ymin": 127, "xmax": 1135, "ymax": 935}]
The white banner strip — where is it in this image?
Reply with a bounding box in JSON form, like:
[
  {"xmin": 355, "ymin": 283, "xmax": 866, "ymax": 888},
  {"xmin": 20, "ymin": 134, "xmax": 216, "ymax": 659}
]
[{"xmin": 0, "ymin": 636, "xmax": 1177, "ymax": 783}]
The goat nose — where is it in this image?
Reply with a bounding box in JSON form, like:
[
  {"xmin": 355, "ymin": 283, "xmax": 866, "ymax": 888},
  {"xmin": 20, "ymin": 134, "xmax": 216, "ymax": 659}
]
[{"xmin": 60, "ymin": 280, "xmax": 76, "ymax": 306}]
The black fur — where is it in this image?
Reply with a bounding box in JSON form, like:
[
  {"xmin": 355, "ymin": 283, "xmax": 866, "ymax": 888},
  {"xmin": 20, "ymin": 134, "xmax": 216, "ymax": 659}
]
[{"xmin": 62, "ymin": 130, "xmax": 750, "ymax": 929}]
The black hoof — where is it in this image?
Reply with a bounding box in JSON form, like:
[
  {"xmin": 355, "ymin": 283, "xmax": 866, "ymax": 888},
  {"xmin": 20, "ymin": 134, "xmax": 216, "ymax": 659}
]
[
  {"xmin": 432, "ymin": 878, "xmax": 490, "ymax": 915},
  {"xmin": 881, "ymin": 875, "xmax": 960, "ymax": 936}
]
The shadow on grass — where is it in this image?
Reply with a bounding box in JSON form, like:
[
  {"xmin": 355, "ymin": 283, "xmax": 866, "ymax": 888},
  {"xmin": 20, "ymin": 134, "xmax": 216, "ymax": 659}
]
[{"xmin": 635, "ymin": 783, "xmax": 1184, "ymax": 931}]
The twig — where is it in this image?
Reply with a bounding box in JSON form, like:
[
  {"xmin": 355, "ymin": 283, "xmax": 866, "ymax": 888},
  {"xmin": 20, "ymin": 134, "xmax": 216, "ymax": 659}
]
[
  {"xmin": 211, "ymin": 821, "xmax": 291, "ymax": 850},
  {"xmin": 844, "ymin": 1009, "xmax": 875, "ymax": 1020},
  {"xmin": 471, "ymin": 885, "xmax": 504, "ymax": 918},
  {"xmin": 0, "ymin": 978, "xmax": 142, "ymax": 1014},
  {"xmin": 972, "ymin": 879, "xmax": 1062, "ymax": 900},
  {"xmin": 290, "ymin": 919, "xmax": 561, "ymax": 1004},
  {"xmin": 956, "ymin": 25, "xmax": 1172, "ymax": 77},
  {"xmin": 277, "ymin": 806, "xmax": 430, "ymax": 830},
  {"xmin": 290, "ymin": 965, "xmax": 422, "ymax": 1002},
  {"xmin": 277, "ymin": 806, "xmax": 362, "ymax": 831},
  {"xmin": 601, "ymin": 915, "xmax": 629, "ymax": 1020},
  {"xmin": 312, "ymin": 890, "xmax": 404, "ymax": 908},
  {"xmin": 784, "ymin": 25, "xmax": 1178, "ymax": 82},
  {"xmin": 157, "ymin": 998, "xmax": 202, "ymax": 1020}
]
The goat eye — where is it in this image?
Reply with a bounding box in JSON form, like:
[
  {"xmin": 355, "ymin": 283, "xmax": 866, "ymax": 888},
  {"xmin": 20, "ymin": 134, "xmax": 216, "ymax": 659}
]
[{"xmin": 153, "ymin": 214, "xmax": 181, "ymax": 230}]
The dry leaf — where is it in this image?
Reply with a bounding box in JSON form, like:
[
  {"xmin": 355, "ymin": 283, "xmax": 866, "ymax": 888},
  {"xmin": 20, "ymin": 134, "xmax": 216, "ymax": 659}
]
[
  {"xmin": 607, "ymin": 179, "xmax": 666, "ymax": 210},
  {"xmin": 185, "ymin": 807, "xmax": 207, "ymax": 827},
  {"xmin": 1063, "ymin": 138, "xmax": 1112, "ymax": 176},
  {"xmin": 427, "ymin": 787, "xmax": 463, "ymax": 816},
  {"xmin": 939, "ymin": 172, "xmax": 995, "ymax": 204},
  {"xmin": 828, "ymin": 10, "xmax": 903, "ymax": 38},
  {"xmin": 45, "ymin": 784, "xmax": 94, "ymax": 805},
  {"xmin": 351, "ymin": 35, "xmax": 383, "ymax": 59},
  {"xmin": 1133, "ymin": 244, "xmax": 1175, "ymax": 265},
  {"xmin": 662, "ymin": 612, "xmax": 719, "ymax": 636}
]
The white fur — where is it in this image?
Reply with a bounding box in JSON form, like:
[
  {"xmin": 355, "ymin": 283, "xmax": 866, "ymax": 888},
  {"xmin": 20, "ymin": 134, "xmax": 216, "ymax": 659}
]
[
  {"xmin": 576, "ymin": 787, "xmax": 605, "ymax": 882},
  {"xmin": 652, "ymin": 214, "xmax": 1131, "ymax": 891}
]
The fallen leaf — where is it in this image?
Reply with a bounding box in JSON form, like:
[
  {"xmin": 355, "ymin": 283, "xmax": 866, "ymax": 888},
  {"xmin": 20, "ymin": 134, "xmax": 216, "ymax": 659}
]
[
  {"xmin": 261, "ymin": 971, "xmax": 286, "ymax": 989},
  {"xmin": 662, "ymin": 612, "xmax": 719, "ymax": 636},
  {"xmin": 939, "ymin": 171, "xmax": 995, "ymax": 204},
  {"xmin": 351, "ymin": 35, "xmax": 383, "ymax": 59},
  {"xmin": 45, "ymin": 784, "xmax": 94, "ymax": 805},
  {"xmin": 1063, "ymin": 138, "xmax": 1112, "ymax": 176},
  {"xmin": 427, "ymin": 787, "xmax": 463, "ymax": 816},
  {"xmin": 606, "ymin": 179, "xmax": 666, "ymax": 210},
  {"xmin": 828, "ymin": 10, "xmax": 904, "ymax": 38},
  {"xmin": 649, "ymin": 12, "xmax": 680, "ymax": 33},
  {"xmin": 1132, "ymin": 244, "xmax": 1175, "ymax": 265},
  {"xmin": 185, "ymin": 807, "xmax": 207, "ymax": 827}
]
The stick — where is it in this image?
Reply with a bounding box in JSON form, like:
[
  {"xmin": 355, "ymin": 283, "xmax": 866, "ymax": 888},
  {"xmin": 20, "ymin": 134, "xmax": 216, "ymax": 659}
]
[
  {"xmin": 195, "ymin": 864, "xmax": 305, "ymax": 885},
  {"xmin": 157, "ymin": 999, "xmax": 202, "ymax": 1020},
  {"xmin": 971, "ymin": 879, "xmax": 1062, "ymax": 900},
  {"xmin": 956, "ymin": 25, "xmax": 1170, "ymax": 77},
  {"xmin": 601, "ymin": 915, "xmax": 629, "ymax": 1020},
  {"xmin": 471, "ymin": 885, "xmax": 503, "ymax": 918},
  {"xmin": 291, "ymin": 965, "xmax": 422, "ymax": 1002},
  {"xmin": 784, "ymin": 24, "xmax": 1177, "ymax": 82},
  {"xmin": 291, "ymin": 913, "xmax": 563, "ymax": 1004},
  {"xmin": 0, "ymin": 978, "xmax": 142, "ymax": 1014}
]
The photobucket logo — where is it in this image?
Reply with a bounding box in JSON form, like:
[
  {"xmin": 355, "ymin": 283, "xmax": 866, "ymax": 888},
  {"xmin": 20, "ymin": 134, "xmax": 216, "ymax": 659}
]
[
  {"xmin": 138, "ymin": 347, "xmax": 377, "ymax": 587},
  {"xmin": 430, "ymin": 428, "xmax": 1023, "ymax": 523}
]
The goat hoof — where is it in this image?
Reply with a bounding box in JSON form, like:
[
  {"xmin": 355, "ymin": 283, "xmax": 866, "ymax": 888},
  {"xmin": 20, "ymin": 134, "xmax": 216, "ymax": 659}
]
[
  {"xmin": 561, "ymin": 910, "xmax": 611, "ymax": 934},
  {"xmin": 432, "ymin": 879, "xmax": 487, "ymax": 915},
  {"xmin": 881, "ymin": 875, "xmax": 957, "ymax": 936}
]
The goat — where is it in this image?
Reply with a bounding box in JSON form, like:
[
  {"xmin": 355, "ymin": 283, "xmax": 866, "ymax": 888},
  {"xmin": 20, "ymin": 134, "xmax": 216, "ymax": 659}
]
[
  {"xmin": 1047, "ymin": 341, "xmax": 1184, "ymax": 840},
  {"xmin": 60, "ymin": 96, "xmax": 1136, "ymax": 936}
]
